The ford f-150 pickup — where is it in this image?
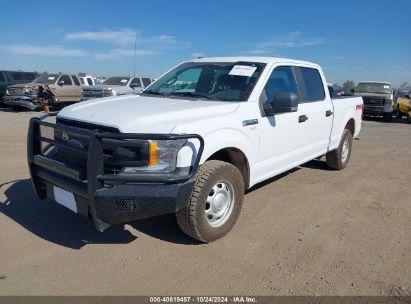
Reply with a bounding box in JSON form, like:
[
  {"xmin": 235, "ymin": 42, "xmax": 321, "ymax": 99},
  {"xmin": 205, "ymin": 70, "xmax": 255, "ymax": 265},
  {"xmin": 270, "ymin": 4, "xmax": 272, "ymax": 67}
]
[{"xmin": 28, "ymin": 57, "xmax": 363, "ymax": 242}]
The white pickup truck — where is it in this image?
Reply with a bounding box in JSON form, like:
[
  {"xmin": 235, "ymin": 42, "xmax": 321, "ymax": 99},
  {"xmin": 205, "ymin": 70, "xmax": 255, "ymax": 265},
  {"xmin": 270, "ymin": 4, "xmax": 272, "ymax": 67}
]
[{"xmin": 28, "ymin": 57, "xmax": 363, "ymax": 242}]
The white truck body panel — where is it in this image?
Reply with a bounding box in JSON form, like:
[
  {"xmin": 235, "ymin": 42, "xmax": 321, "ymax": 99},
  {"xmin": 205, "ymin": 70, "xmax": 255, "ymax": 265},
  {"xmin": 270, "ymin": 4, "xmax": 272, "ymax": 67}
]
[{"xmin": 58, "ymin": 56, "xmax": 363, "ymax": 189}]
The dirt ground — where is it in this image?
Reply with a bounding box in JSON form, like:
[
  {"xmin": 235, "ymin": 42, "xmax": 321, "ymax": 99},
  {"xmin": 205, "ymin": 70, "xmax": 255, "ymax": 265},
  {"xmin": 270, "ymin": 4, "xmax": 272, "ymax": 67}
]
[{"xmin": 0, "ymin": 109, "xmax": 410, "ymax": 296}]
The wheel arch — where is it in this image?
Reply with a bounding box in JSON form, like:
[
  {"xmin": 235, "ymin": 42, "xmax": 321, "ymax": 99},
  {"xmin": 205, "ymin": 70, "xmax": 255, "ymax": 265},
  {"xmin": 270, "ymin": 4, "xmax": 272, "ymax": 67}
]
[{"xmin": 205, "ymin": 147, "xmax": 250, "ymax": 190}]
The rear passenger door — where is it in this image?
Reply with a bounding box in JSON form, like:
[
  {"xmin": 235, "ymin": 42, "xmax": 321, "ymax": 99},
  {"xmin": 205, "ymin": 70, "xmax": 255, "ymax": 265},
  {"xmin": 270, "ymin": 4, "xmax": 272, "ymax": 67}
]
[
  {"xmin": 293, "ymin": 66, "xmax": 333, "ymax": 158},
  {"xmin": 141, "ymin": 77, "xmax": 152, "ymax": 89},
  {"xmin": 129, "ymin": 77, "xmax": 143, "ymax": 93},
  {"xmin": 71, "ymin": 75, "xmax": 82, "ymax": 101}
]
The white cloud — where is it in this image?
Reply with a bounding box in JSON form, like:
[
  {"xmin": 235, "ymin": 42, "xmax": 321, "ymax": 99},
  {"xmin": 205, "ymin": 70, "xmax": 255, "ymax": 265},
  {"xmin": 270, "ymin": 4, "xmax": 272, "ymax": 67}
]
[
  {"xmin": 247, "ymin": 32, "xmax": 326, "ymax": 54},
  {"xmin": 335, "ymin": 56, "xmax": 345, "ymax": 60},
  {"xmin": 65, "ymin": 28, "xmax": 136, "ymax": 46},
  {"xmin": 95, "ymin": 48, "xmax": 157, "ymax": 60},
  {"xmin": 2, "ymin": 45, "xmax": 90, "ymax": 56}
]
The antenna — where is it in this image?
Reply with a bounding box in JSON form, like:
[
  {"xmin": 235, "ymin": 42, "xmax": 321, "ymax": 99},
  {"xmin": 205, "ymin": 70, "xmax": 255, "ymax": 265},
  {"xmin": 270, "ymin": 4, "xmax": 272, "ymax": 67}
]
[{"xmin": 133, "ymin": 30, "xmax": 137, "ymax": 78}]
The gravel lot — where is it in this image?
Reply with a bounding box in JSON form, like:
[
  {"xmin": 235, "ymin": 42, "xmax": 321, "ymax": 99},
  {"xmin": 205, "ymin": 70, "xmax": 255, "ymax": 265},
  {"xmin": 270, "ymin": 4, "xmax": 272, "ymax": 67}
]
[{"xmin": 0, "ymin": 109, "xmax": 410, "ymax": 296}]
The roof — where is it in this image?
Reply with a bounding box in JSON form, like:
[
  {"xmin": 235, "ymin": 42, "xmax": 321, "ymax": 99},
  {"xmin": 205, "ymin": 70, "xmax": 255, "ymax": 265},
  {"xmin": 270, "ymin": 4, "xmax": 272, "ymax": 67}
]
[{"xmin": 190, "ymin": 56, "xmax": 318, "ymax": 67}]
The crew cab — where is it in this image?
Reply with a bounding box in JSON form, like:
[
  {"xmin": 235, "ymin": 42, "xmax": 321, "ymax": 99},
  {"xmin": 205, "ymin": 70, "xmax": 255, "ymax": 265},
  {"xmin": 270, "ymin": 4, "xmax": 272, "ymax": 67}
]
[
  {"xmin": 28, "ymin": 57, "xmax": 363, "ymax": 242},
  {"xmin": 82, "ymin": 76, "xmax": 153, "ymax": 100},
  {"xmin": 4, "ymin": 74, "xmax": 83, "ymax": 110},
  {"xmin": 354, "ymin": 81, "xmax": 393, "ymax": 121}
]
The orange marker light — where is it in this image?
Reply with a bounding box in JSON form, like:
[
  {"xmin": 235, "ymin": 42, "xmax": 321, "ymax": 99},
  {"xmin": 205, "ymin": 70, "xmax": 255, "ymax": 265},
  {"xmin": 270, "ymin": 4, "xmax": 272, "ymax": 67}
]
[{"xmin": 148, "ymin": 142, "xmax": 158, "ymax": 166}]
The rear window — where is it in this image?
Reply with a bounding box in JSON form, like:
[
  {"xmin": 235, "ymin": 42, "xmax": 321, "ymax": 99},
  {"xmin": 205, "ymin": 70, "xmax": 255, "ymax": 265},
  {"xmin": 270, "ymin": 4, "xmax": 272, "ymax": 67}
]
[
  {"xmin": 10, "ymin": 72, "xmax": 36, "ymax": 81},
  {"xmin": 72, "ymin": 75, "xmax": 80, "ymax": 86},
  {"xmin": 142, "ymin": 77, "xmax": 152, "ymax": 87},
  {"xmin": 294, "ymin": 67, "xmax": 325, "ymax": 103}
]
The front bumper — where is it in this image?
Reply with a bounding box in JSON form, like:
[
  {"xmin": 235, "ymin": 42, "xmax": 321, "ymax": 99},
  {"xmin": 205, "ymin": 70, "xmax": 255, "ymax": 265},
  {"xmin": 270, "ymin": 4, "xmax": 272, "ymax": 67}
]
[
  {"xmin": 363, "ymin": 104, "xmax": 393, "ymax": 115},
  {"xmin": 28, "ymin": 113, "xmax": 204, "ymax": 231},
  {"xmin": 3, "ymin": 95, "xmax": 39, "ymax": 110}
]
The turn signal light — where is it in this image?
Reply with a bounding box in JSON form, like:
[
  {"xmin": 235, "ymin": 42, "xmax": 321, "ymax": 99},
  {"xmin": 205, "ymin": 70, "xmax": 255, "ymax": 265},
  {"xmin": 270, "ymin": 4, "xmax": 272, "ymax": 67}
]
[{"xmin": 148, "ymin": 142, "xmax": 158, "ymax": 166}]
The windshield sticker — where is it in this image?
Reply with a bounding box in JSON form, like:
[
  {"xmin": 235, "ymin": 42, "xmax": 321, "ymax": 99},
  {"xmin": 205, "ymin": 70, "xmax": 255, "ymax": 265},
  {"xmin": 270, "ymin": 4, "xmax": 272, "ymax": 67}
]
[
  {"xmin": 229, "ymin": 65, "xmax": 257, "ymax": 77},
  {"xmin": 48, "ymin": 77, "xmax": 55, "ymax": 80},
  {"xmin": 383, "ymin": 85, "xmax": 390, "ymax": 89},
  {"xmin": 121, "ymin": 79, "xmax": 128, "ymax": 83}
]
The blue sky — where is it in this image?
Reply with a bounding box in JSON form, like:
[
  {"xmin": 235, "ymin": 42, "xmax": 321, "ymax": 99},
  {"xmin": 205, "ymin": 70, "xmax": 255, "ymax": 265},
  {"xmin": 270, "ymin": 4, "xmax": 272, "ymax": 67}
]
[{"xmin": 1, "ymin": 0, "xmax": 410, "ymax": 86}]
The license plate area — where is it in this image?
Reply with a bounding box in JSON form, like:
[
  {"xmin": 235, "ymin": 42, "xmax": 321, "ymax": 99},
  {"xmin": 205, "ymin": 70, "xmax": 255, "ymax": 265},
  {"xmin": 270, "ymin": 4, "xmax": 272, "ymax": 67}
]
[{"xmin": 53, "ymin": 186, "xmax": 77, "ymax": 213}]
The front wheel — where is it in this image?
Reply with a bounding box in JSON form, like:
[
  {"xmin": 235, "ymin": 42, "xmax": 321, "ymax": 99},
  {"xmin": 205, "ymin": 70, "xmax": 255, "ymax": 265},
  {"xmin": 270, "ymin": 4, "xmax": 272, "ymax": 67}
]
[
  {"xmin": 396, "ymin": 109, "xmax": 403, "ymax": 119},
  {"xmin": 176, "ymin": 160, "xmax": 244, "ymax": 243},
  {"xmin": 326, "ymin": 129, "xmax": 353, "ymax": 170}
]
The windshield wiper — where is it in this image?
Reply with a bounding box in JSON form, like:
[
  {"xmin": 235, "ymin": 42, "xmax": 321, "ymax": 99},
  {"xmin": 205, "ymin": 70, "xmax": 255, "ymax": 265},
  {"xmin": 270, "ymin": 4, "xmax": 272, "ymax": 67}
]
[
  {"xmin": 167, "ymin": 92, "xmax": 218, "ymax": 101},
  {"xmin": 142, "ymin": 90, "xmax": 165, "ymax": 96}
]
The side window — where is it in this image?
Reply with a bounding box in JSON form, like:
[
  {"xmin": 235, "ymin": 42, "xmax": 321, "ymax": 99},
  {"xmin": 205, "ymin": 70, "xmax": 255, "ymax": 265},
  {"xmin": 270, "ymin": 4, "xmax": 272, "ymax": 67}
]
[
  {"xmin": 294, "ymin": 67, "xmax": 325, "ymax": 102},
  {"xmin": 130, "ymin": 78, "xmax": 142, "ymax": 87},
  {"xmin": 79, "ymin": 78, "xmax": 85, "ymax": 84},
  {"xmin": 72, "ymin": 75, "xmax": 80, "ymax": 86},
  {"xmin": 86, "ymin": 78, "xmax": 93, "ymax": 86},
  {"xmin": 142, "ymin": 77, "xmax": 151, "ymax": 87},
  {"xmin": 0, "ymin": 72, "xmax": 5, "ymax": 82},
  {"xmin": 262, "ymin": 66, "xmax": 298, "ymax": 103},
  {"xmin": 59, "ymin": 75, "xmax": 72, "ymax": 86}
]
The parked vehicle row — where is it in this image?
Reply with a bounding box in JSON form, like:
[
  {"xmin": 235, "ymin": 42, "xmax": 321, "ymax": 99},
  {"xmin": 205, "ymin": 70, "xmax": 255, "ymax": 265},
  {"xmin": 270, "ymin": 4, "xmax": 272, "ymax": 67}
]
[{"xmin": 1, "ymin": 72, "xmax": 154, "ymax": 110}]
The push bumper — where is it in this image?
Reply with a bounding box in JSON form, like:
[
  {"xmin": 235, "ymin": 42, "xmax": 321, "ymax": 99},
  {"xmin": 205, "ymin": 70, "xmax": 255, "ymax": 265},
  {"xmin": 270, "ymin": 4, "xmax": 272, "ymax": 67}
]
[
  {"xmin": 363, "ymin": 104, "xmax": 393, "ymax": 115},
  {"xmin": 28, "ymin": 113, "xmax": 204, "ymax": 231},
  {"xmin": 3, "ymin": 95, "xmax": 39, "ymax": 110}
]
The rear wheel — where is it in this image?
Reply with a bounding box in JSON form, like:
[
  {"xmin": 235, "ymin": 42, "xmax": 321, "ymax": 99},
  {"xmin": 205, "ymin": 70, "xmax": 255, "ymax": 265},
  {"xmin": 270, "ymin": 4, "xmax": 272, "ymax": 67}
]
[
  {"xmin": 396, "ymin": 109, "xmax": 403, "ymax": 119},
  {"xmin": 176, "ymin": 160, "xmax": 244, "ymax": 243},
  {"xmin": 326, "ymin": 129, "xmax": 353, "ymax": 170}
]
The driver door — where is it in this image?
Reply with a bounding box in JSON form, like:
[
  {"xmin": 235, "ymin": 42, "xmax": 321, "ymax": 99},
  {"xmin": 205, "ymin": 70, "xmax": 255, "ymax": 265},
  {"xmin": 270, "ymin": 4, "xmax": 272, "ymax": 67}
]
[{"xmin": 256, "ymin": 65, "xmax": 308, "ymax": 182}]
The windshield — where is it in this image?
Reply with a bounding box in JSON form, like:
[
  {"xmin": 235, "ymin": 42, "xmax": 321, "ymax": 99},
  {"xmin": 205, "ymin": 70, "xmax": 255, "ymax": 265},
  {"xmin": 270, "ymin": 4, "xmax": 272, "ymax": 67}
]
[
  {"xmin": 32, "ymin": 74, "xmax": 59, "ymax": 84},
  {"xmin": 143, "ymin": 61, "xmax": 266, "ymax": 101},
  {"xmin": 356, "ymin": 82, "xmax": 392, "ymax": 94},
  {"xmin": 103, "ymin": 77, "xmax": 130, "ymax": 86}
]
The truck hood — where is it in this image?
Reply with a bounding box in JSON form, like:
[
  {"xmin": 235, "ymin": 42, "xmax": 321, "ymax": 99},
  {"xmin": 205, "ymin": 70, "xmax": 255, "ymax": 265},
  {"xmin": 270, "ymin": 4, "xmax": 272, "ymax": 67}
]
[
  {"xmin": 355, "ymin": 92, "xmax": 392, "ymax": 98},
  {"xmin": 8, "ymin": 82, "xmax": 46, "ymax": 89},
  {"xmin": 57, "ymin": 95, "xmax": 239, "ymax": 133}
]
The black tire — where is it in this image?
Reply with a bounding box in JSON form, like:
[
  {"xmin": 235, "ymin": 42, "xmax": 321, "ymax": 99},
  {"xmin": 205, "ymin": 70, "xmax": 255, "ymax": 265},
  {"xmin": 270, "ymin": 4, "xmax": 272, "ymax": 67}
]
[
  {"xmin": 176, "ymin": 160, "xmax": 244, "ymax": 243},
  {"xmin": 407, "ymin": 116, "xmax": 411, "ymax": 124},
  {"xmin": 396, "ymin": 110, "xmax": 403, "ymax": 119},
  {"xmin": 326, "ymin": 129, "xmax": 353, "ymax": 170},
  {"xmin": 383, "ymin": 113, "xmax": 392, "ymax": 122}
]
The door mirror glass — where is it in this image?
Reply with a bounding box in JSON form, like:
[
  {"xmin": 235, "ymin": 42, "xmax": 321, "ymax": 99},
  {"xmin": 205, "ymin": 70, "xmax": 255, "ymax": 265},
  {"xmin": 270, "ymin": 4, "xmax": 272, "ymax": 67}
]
[
  {"xmin": 58, "ymin": 80, "xmax": 65, "ymax": 86},
  {"xmin": 271, "ymin": 92, "xmax": 298, "ymax": 113}
]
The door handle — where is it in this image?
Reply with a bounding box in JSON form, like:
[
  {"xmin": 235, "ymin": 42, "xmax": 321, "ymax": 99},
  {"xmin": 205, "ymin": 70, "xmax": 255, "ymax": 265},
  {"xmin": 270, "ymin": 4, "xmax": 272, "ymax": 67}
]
[
  {"xmin": 298, "ymin": 115, "xmax": 308, "ymax": 123},
  {"xmin": 326, "ymin": 110, "xmax": 333, "ymax": 117}
]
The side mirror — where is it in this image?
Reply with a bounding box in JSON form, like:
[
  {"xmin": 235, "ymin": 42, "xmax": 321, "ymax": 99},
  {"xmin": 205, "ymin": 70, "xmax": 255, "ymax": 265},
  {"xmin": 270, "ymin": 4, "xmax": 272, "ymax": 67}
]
[
  {"xmin": 130, "ymin": 84, "xmax": 141, "ymax": 89},
  {"xmin": 271, "ymin": 92, "xmax": 298, "ymax": 113},
  {"xmin": 58, "ymin": 80, "xmax": 65, "ymax": 86}
]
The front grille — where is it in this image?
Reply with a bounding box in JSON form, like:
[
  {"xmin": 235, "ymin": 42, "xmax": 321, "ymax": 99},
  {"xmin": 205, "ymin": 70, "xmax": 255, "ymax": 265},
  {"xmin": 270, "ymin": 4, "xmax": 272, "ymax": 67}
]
[
  {"xmin": 38, "ymin": 124, "xmax": 89, "ymax": 179},
  {"xmin": 57, "ymin": 118, "xmax": 119, "ymax": 133},
  {"xmin": 362, "ymin": 96, "xmax": 386, "ymax": 106},
  {"xmin": 83, "ymin": 89, "xmax": 104, "ymax": 97},
  {"xmin": 7, "ymin": 87, "xmax": 24, "ymax": 95},
  {"xmin": 114, "ymin": 198, "xmax": 138, "ymax": 214}
]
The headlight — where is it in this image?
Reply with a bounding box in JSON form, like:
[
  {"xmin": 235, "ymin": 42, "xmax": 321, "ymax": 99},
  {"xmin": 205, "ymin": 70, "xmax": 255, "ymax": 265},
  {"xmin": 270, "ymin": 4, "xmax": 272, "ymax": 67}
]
[
  {"xmin": 105, "ymin": 89, "xmax": 116, "ymax": 96},
  {"xmin": 24, "ymin": 87, "xmax": 32, "ymax": 95},
  {"xmin": 121, "ymin": 139, "xmax": 186, "ymax": 174},
  {"xmin": 386, "ymin": 99, "xmax": 393, "ymax": 105}
]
